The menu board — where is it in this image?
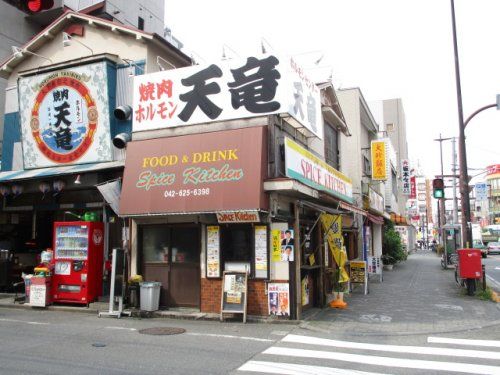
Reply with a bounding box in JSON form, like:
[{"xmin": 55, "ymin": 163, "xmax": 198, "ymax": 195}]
[
  {"xmin": 221, "ymin": 271, "xmax": 248, "ymax": 323},
  {"xmin": 206, "ymin": 226, "xmax": 220, "ymax": 278},
  {"xmin": 254, "ymin": 226, "xmax": 268, "ymax": 278},
  {"xmin": 30, "ymin": 284, "xmax": 47, "ymax": 307},
  {"xmin": 350, "ymin": 261, "xmax": 366, "ymax": 284}
]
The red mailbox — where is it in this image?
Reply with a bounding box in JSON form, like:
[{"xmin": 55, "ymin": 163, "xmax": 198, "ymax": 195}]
[{"xmin": 457, "ymin": 249, "xmax": 483, "ymax": 279}]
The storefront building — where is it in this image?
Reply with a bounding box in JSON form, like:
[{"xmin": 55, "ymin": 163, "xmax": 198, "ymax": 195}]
[
  {"xmin": 0, "ymin": 12, "xmax": 189, "ymax": 293},
  {"xmin": 119, "ymin": 54, "xmax": 362, "ymax": 319}
]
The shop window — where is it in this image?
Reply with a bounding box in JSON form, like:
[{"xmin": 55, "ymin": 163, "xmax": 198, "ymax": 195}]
[
  {"xmin": 142, "ymin": 225, "xmax": 170, "ymax": 263},
  {"xmin": 171, "ymin": 227, "xmax": 198, "ymax": 263},
  {"xmin": 221, "ymin": 224, "xmax": 253, "ymax": 263}
]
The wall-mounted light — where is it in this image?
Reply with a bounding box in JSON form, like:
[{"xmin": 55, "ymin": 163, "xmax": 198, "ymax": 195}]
[
  {"xmin": 123, "ymin": 58, "xmax": 145, "ymax": 77},
  {"xmin": 62, "ymin": 32, "xmax": 94, "ymax": 55},
  {"xmin": 11, "ymin": 46, "xmax": 53, "ymax": 63},
  {"xmin": 39, "ymin": 181, "xmax": 50, "ymax": 200},
  {"xmin": 221, "ymin": 44, "xmax": 240, "ymax": 61},
  {"xmin": 0, "ymin": 185, "xmax": 10, "ymax": 197},
  {"xmin": 53, "ymin": 180, "xmax": 66, "ymax": 196},
  {"xmin": 74, "ymin": 175, "xmax": 81, "ymax": 185},
  {"xmin": 11, "ymin": 184, "xmax": 23, "ymax": 197}
]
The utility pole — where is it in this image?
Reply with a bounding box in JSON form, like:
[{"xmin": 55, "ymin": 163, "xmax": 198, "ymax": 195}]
[
  {"xmin": 451, "ymin": 137, "xmax": 459, "ymax": 225},
  {"xmin": 450, "ymin": 0, "xmax": 472, "ymax": 247}
]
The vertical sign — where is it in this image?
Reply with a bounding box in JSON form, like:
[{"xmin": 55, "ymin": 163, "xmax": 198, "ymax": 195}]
[
  {"xmin": 475, "ymin": 182, "xmax": 488, "ymax": 201},
  {"xmin": 254, "ymin": 226, "xmax": 268, "ymax": 278},
  {"xmin": 401, "ymin": 159, "xmax": 410, "ymax": 195},
  {"xmin": 206, "ymin": 226, "xmax": 220, "ymax": 278},
  {"xmin": 371, "ymin": 140, "xmax": 387, "ymax": 181},
  {"xmin": 410, "ymin": 175, "xmax": 417, "ymax": 199}
]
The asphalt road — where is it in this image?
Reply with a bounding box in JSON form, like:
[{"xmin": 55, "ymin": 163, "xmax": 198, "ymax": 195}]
[
  {"xmin": 1, "ymin": 307, "xmax": 500, "ymax": 374},
  {"xmin": 484, "ymin": 254, "xmax": 500, "ymax": 291}
]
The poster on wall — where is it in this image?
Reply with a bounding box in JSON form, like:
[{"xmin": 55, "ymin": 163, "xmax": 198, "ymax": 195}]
[
  {"xmin": 280, "ymin": 229, "xmax": 294, "ymax": 262},
  {"xmin": 268, "ymin": 283, "xmax": 290, "ymax": 317},
  {"xmin": 206, "ymin": 226, "xmax": 220, "ymax": 278},
  {"xmin": 271, "ymin": 230, "xmax": 282, "ymax": 262},
  {"xmin": 18, "ymin": 62, "xmax": 113, "ymax": 169},
  {"xmin": 254, "ymin": 225, "xmax": 268, "ymax": 278}
]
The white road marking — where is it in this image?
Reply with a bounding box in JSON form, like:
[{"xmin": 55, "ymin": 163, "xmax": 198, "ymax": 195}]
[
  {"xmin": 434, "ymin": 304, "xmax": 463, "ymax": 311},
  {"xmin": 263, "ymin": 347, "xmax": 500, "ymax": 375},
  {"xmin": 0, "ymin": 318, "xmax": 49, "ymax": 325},
  {"xmin": 104, "ymin": 326, "xmax": 137, "ymax": 331},
  {"xmin": 486, "ymin": 274, "xmax": 500, "ymax": 289},
  {"xmin": 186, "ymin": 332, "xmax": 273, "ymax": 342},
  {"xmin": 238, "ymin": 360, "xmax": 388, "ymax": 375},
  {"xmin": 282, "ymin": 334, "xmax": 500, "ymax": 360},
  {"xmin": 428, "ymin": 336, "xmax": 500, "ymax": 348}
]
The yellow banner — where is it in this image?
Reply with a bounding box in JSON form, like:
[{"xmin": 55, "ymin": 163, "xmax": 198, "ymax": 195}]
[
  {"xmin": 321, "ymin": 213, "xmax": 349, "ymax": 283},
  {"xmin": 271, "ymin": 230, "xmax": 282, "ymax": 262},
  {"xmin": 371, "ymin": 140, "xmax": 387, "ymax": 180}
]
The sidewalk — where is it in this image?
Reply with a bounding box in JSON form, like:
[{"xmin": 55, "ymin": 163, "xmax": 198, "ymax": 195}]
[{"xmin": 301, "ymin": 250, "xmax": 500, "ymax": 336}]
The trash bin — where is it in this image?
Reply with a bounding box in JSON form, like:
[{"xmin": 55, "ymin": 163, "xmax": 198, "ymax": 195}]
[{"xmin": 139, "ymin": 282, "xmax": 161, "ymax": 311}]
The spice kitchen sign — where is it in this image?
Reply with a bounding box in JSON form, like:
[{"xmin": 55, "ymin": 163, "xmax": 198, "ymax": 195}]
[
  {"xmin": 119, "ymin": 127, "xmax": 268, "ymax": 215},
  {"xmin": 18, "ymin": 62, "xmax": 112, "ymax": 169}
]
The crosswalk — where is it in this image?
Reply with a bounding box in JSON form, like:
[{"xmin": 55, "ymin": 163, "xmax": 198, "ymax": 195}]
[{"xmin": 237, "ymin": 334, "xmax": 500, "ymax": 375}]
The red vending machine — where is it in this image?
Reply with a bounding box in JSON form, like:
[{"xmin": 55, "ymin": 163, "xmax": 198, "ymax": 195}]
[{"xmin": 52, "ymin": 221, "xmax": 104, "ymax": 305}]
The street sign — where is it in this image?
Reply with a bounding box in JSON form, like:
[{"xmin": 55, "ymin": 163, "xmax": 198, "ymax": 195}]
[{"xmin": 475, "ymin": 182, "xmax": 488, "ymax": 201}]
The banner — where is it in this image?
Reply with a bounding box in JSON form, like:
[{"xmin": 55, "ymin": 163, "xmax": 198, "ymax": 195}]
[
  {"xmin": 271, "ymin": 230, "xmax": 282, "ymax": 262},
  {"xmin": 320, "ymin": 213, "xmax": 349, "ymax": 283},
  {"xmin": 410, "ymin": 176, "xmax": 416, "ymax": 199}
]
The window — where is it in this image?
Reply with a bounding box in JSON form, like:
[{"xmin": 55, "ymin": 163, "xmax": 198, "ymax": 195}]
[
  {"xmin": 363, "ymin": 155, "xmax": 371, "ymax": 176},
  {"xmin": 221, "ymin": 224, "xmax": 253, "ymax": 262},
  {"xmin": 324, "ymin": 122, "xmax": 339, "ymax": 169},
  {"xmin": 138, "ymin": 16, "xmax": 144, "ymax": 30},
  {"xmin": 391, "ymin": 169, "xmax": 398, "ymax": 196}
]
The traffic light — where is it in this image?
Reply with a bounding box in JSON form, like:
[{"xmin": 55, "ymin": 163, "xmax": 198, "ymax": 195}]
[
  {"xmin": 433, "ymin": 178, "xmax": 445, "ymax": 199},
  {"xmin": 27, "ymin": 0, "xmax": 54, "ymax": 13}
]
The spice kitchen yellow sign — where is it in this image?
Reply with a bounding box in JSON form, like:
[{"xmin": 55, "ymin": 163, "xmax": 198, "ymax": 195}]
[{"xmin": 371, "ymin": 140, "xmax": 387, "ymax": 181}]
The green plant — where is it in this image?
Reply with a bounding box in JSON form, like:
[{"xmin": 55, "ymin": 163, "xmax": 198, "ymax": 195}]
[
  {"xmin": 476, "ymin": 286, "xmax": 494, "ymax": 301},
  {"xmin": 382, "ymin": 220, "xmax": 406, "ymax": 265}
]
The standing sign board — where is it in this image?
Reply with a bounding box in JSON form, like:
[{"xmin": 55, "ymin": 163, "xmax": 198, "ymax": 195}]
[
  {"xmin": 367, "ymin": 256, "xmax": 383, "ymax": 282},
  {"xmin": 349, "ymin": 261, "xmax": 368, "ymax": 295},
  {"xmin": 220, "ymin": 271, "xmax": 248, "ymax": 323}
]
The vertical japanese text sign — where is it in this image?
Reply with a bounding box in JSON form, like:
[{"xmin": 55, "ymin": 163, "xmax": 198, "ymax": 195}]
[
  {"xmin": 132, "ymin": 55, "xmax": 323, "ymax": 139},
  {"xmin": 371, "ymin": 140, "xmax": 387, "ymax": 181},
  {"xmin": 401, "ymin": 159, "xmax": 410, "ymax": 195}
]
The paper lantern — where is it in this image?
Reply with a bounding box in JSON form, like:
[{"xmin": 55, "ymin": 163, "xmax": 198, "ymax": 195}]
[
  {"xmin": 11, "ymin": 184, "xmax": 23, "ymax": 196},
  {"xmin": 53, "ymin": 180, "xmax": 66, "ymax": 194},
  {"xmin": 0, "ymin": 185, "xmax": 10, "ymax": 197},
  {"xmin": 39, "ymin": 182, "xmax": 50, "ymax": 194}
]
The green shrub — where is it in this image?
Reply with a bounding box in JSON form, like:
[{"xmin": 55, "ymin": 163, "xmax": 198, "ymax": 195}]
[{"xmin": 382, "ymin": 220, "xmax": 406, "ymax": 265}]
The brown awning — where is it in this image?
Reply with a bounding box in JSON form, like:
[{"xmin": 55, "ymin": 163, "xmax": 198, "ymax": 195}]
[
  {"xmin": 367, "ymin": 212, "xmax": 384, "ymax": 225},
  {"xmin": 339, "ymin": 201, "xmax": 367, "ymax": 216}
]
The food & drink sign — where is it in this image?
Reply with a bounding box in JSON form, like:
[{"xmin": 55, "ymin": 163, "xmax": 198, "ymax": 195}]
[{"xmin": 119, "ymin": 127, "xmax": 268, "ymax": 215}]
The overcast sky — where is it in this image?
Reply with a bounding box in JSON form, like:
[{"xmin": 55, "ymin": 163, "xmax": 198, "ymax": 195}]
[{"xmin": 165, "ymin": 0, "xmax": 500, "ymax": 181}]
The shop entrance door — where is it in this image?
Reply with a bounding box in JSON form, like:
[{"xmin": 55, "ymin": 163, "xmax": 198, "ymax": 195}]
[{"xmin": 141, "ymin": 225, "xmax": 200, "ymax": 308}]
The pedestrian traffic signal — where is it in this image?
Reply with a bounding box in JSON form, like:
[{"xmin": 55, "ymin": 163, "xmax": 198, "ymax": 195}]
[{"xmin": 433, "ymin": 178, "xmax": 444, "ymax": 199}]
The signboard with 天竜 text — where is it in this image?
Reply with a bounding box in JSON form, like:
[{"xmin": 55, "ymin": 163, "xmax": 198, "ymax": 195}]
[
  {"xmin": 132, "ymin": 55, "xmax": 323, "ymax": 139},
  {"xmin": 119, "ymin": 127, "xmax": 268, "ymax": 216},
  {"xmin": 18, "ymin": 62, "xmax": 112, "ymax": 169}
]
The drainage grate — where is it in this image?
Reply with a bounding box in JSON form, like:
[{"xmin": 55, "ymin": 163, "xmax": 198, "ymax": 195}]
[{"xmin": 138, "ymin": 327, "xmax": 186, "ymax": 336}]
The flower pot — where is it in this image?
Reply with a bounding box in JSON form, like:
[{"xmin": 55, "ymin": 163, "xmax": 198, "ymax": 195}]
[{"xmin": 383, "ymin": 264, "xmax": 394, "ymax": 271}]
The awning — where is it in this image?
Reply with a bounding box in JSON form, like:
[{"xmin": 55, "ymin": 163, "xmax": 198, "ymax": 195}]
[
  {"xmin": 0, "ymin": 161, "xmax": 124, "ymax": 183},
  {"xmin": 367, "ymin": 212, "xmax": 384, "ymax": 225},
  {"xmin": 299, "ymin": 200, "xmax": 343, "ymax": 215},
  {"xmin": 338, "ymin": 201, "xmax": 367, "ymax": 216}
]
